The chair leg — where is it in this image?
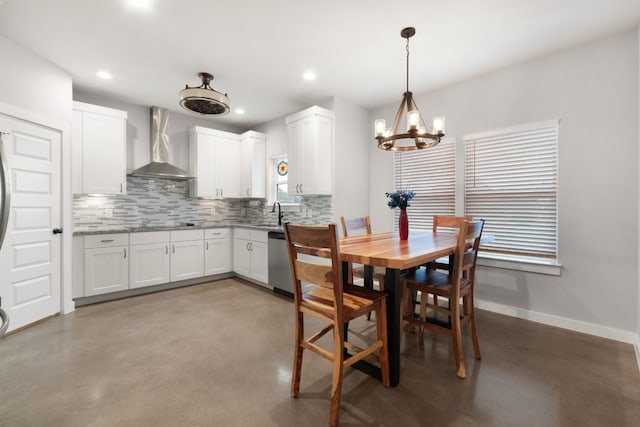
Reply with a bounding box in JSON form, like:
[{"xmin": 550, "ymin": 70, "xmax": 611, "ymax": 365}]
[
  {"xmin": 466, "ymin": 292, "xmax": 481, "ymax": 360},
  {"xmin": 401, "ymin": 285, "xmax": 415, "ymax": 334},
  {"xmin": 418, "ymin": 290, "xmax": 428, "ymax": 337},
  {"xmin": 291, "ymin": 311, "xmax": 304, "ymax": 397},
  {"xmin": 329, "ymin": 323, "xmax": 344, "ymax": 427},
  {"xmin": 376, "ymin": 300, "xmax": 390, "ymax": 387},
  {"xmin": 450, "ymin": 299, "xmax": 466, "ymax": 379}
]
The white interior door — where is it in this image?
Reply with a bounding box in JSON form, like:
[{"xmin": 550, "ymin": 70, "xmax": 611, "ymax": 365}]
[{"xmin": 0, "ymin": 115, "xmax": 61, "ymax": 332}]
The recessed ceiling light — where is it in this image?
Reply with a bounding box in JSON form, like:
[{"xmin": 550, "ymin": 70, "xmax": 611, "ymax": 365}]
[
  {"xmin": 235, "ymin": 108, "xmax": 245, "ymax": 115},
  {"xmin": 303, "ymin": 71, "xmax": 316, "ymax": 81},
  {"xmin": 128, "ymin": 0, "xmax": 153, "ymax": 10},
  {"xmin": 96, "ymin": 71, "xmax": 112, "ymax": 80}
]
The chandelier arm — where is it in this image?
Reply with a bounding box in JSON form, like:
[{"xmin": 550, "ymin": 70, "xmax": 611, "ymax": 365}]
[{"xmin": 390, "ymin": 94, "xmax": 408, "ymax": 137}]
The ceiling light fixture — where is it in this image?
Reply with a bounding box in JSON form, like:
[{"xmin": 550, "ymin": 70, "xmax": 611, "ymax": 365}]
[
  {"xmin": 303, "ymin": 71, "xmax": 316, "ymax": 81},
  {"xmin": 179, "ymin": 72, "xmax": 230, "ymax": 116},
  {"xmin": 96, "ymin": 71, "xmax": 112, "ymax": 80},
  {"xmin": 375, "ymin": 27, "xmax": 445, "ymax": 151},
  {"xmin": 235, "ymin": 108, "xmax": 245, "ymax": 115}
]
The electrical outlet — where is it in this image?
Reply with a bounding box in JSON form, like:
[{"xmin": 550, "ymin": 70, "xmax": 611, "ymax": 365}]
[{"xmin": 104, "ymin": 209, "xmax": 113, "ymax": 218}]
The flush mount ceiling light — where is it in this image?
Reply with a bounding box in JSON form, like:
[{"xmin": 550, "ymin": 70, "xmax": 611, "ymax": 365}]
[
  {"xmin": 179, "ymin": 72, "xmax": 230, "ymax": 115},
  {"xmin": 375, "ymin": 27, "xmax": 445, "ymax": 151}
]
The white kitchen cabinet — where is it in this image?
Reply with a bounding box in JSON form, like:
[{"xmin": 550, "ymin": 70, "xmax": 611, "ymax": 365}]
[
  {"xmin": 72, "ymin": 101, "xmax": 127, "ymax": 195},
  {"xmin": 286, "ymin": 106, "xmax": 334, "ymax": 196},
  {"xmin": 233, "ymin": 228, "xmax": 268, "ymax": 285},
  {"xmin": 129, "ymin": 231, "xmax": 171, "ymax": 289},
  {"xmin": 170, "ymin": 229, "xmax": 204, "ymax": 281},
  {"xmin": 189, "ymin": 126, "xmax": 241, "ymax": 199},
  {"xmin": 240, "ymin": 131, "xmax": 266, "ymax": 198},
  {"xmin": 204, "ymin": 228, "xmax": 232, "ymax": 275},
  {"xmin": 84, "ymin": 233, "xmax": 129, "ymax": 296}
]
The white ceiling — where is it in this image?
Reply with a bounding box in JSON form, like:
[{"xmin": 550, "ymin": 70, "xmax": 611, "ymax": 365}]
[{"xmin": 1, "ymin": 0, "xmax": 639, "ymax": 128}]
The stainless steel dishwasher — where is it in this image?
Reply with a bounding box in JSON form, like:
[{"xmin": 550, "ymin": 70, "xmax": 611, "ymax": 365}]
[{"xmin": 268, "ymin": 231, "xmax": 293, "ymax": 296}]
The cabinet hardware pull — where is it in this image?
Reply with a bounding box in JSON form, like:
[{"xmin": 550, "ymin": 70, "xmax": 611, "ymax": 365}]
[
  {"xmin": 120, "ymin": 183, "xmax": 123, "ymax": 193},
  {"xmin": 165, "ymin": 245, "xmax": 168, "ymax": 254},
  {"xmin": 249, "ymin": 242, "xmax": 253, "ymax": 251},
  {"xmin": 206, "ymin": 242, "xmax": 209, "ymax": 250},
  {"xmin": 220, "ymin": 188, "xmax": 223, "ymax": 197},
  {"xmin": 172, "ymin": 244, "xmax": 175, "ymax": 254},
  {"xmin": 246, "ymin": 242, "xmax": 249, "ymax": 251},
  {"xmin": 123, "ymin": 248, "xmax": 127, "ymax": 258},
  {"xmin": 246, "ymin": 188, "xmax": 249, "ymax": 196},
  {"xmin": 101, "ymin": 239, "xmax": 114, "ymax": 243}
]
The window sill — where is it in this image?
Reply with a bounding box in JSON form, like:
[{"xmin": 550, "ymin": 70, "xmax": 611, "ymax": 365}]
[{"xmin": 477, "ymin": 252, "xmax": 561, "ymax": 276}]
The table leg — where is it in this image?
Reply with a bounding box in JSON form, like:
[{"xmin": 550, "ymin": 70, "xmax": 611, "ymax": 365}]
[{"xmin": 384, "ymin": 268, "xmax": 402, "ymax": 387}]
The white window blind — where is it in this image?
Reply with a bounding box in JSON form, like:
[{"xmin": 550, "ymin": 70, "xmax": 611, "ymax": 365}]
[
  {"xmin": 464, "ymin": 121, "xmax": 558, "ymax": 258},
  {"xmin": 393, "ymin": 138, "xmax": 456, "ymax": 230}
]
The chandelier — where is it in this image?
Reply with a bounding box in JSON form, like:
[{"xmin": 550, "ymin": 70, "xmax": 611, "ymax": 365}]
[{"xmin": 375, "ymin": 27, "xmax": 445, "ymax": 151}]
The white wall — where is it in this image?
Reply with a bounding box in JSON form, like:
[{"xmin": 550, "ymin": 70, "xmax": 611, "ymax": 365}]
[
  {"xmin": 331, "ymin": 98, "xmax": 372, "ymax": 231},
  {"xmin": 371, "ymin": 30, "xmax": 639, "ymax": 335},
  {"xmin": 0, "ymin": 35, "xmax": 74, "ymax": 314}
]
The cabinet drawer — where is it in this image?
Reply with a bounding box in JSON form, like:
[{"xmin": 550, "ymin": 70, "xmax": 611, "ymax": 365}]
[
  {"xmin": 85, "ymin": 233, "xmax": 129, "ymax": 249},
  {"xmin": 234, "ymin": 228, "xmax": 251, "ymax": 240},
  {"xmin": 251, "ymin": 230, "xmax": 268, "ymax": 243},
  {"xmin": 205, "ymin": 228, "xmax": 229, "ymax": 239},
  {"xmin": 171, "ymin": 229, "xmax": 204, "ymax": 242},
  {"xmin": 130, "ymin": 231, "xmax": 170, "ymax": 245}
]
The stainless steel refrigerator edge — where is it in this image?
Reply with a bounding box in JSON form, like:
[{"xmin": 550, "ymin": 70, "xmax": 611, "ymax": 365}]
[{"xmin": 0, "ymin": 132, "xmax": 11, "ymax": 335}]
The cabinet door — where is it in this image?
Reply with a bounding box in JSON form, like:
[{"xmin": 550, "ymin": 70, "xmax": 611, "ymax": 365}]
[
  {"xmin": 171, "ymin": 240, "xmax": 204, "ymax": 281},
  {"xmin": 287, "ymin": 120, "xmax": 302, "ymax": 195},
  {"xmin": 233, "ymin": 237, "xmax": 251, "ymax": 277},
  {"xmin": 205, "ymin": 238, "xmax": 232, "ymax": 275},
  {"xmin": 190, "ymin": 132, "xmax": 218, "ymax": 198},
  {"xmin": 130, "ymin": 242, "xmax": 171, "ymax": 288},
  {"xmin": 240, "ymin": 134, "xmax": 266, "ymax": 198},
  {"xmin": 81, "ymin": 111, "xmax": 126, "ymax": 195},
  {"xmin": 216, "ymin": 137, "xmax": 241, "ymax": 198},
  {"xmin": 84, "ymin": 246, "xmax": 129, "ymax": 296},
  {"xmin": 250, "ymin": 240, "xmax": 268, "ymax": 283}
]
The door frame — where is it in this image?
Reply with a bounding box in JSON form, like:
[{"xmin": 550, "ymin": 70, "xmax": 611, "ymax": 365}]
[{"xmin": 0, "ymin": 100, "xmax": 74, "ymax": 317}]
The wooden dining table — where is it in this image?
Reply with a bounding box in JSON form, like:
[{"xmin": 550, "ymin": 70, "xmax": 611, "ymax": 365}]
[{"xmin": 339, "ymin": 229, "xmax": 461, "ymax": 387}]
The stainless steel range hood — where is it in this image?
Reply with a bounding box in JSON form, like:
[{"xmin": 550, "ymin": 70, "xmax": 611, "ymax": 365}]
[{"xmin": 128, "ymin": 107, "xmax": 194, "ymax": 180}]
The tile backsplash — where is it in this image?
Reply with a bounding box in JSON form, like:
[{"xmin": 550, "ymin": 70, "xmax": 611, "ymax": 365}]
[{"xmin": 73, "ymin": 177, "xmax": 333, "ymax": 229}]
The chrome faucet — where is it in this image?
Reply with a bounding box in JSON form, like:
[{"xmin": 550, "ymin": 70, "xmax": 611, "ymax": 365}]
[{"xmin": 272, "ymin": 202, "xmax": 284, "ymax": 226}]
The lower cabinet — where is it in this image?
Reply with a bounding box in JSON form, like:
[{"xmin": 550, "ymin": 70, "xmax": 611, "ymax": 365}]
[
  {"xmin": 170, "ymin": 229, "xmax": 205, "ymax": 282},
  {"xmin": 233, "ymin": 228, "xmax": 268, "ymax": 284},
  {"xmin": 84, "ymin": 233, "xmax": 129, "ymax": 297},
  {"xmin": 205, "ymin": 228, "xmax": 232, "ymax": 275},
  {"xmin": 129, "ymin": 231, "xmax": 171, "ymax": 289}
]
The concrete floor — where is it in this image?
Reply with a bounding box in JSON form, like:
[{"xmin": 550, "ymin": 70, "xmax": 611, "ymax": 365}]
[{"xmin": 1, "ymin": 278, "xmax": 639, "ymax": 426}]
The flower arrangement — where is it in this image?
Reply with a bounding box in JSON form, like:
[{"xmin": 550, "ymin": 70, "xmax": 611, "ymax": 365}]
[{"xmin": 385, "ymin": 189, "xmax": 416, "ymax": 210}]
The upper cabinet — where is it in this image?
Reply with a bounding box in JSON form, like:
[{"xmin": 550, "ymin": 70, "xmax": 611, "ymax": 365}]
[
  {"xmin": 189, "ymin": 126, "xmax": 241, "ymax": 199},
  {"xmin": 240, "ymin": 131, "xmax": 266, "ymax": 198},
  {"xmin": 286, "ymin": 106, "xmax": 334, "ymax": 196},
  {"xmin": 72, "ymin": 101, "xmax": 127, "ymax": 195}
]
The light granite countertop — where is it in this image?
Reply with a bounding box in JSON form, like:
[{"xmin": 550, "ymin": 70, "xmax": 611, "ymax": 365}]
[{"xmin": 73, "ymin": 222, "xmax": 284, "ymax": 236}]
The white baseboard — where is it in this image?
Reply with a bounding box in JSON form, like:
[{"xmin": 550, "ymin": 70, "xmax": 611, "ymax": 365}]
[{"xmin": 475, "ymin": 298, "xmax": 638, "ymax": 346}]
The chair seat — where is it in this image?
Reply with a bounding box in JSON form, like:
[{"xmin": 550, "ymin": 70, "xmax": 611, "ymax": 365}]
[
  {"xmin": 403, "ymin": 268, "xmax": 470, "ymax": 296},
  {"xmin": 303, "ymin": 284, "xmax": 388, "ymax": 322}
]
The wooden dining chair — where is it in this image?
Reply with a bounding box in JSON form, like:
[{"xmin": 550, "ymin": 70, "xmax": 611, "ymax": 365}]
[
  {"xmin": 401, "ymin": 219, "xmax": 484, "ymax": 379},
  {"xmin": 430, "ymin": 215, "xmax": 473, "ymax": 273},
  {"xmin": 340, "ymin": 216, "xmax": 386, "ymax": 290},
  {"xmin": 285, "ymin": 223, "xmax": 390, "ymax": 427}
]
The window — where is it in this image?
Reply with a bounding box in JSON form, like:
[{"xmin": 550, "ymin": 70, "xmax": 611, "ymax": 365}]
[
  {"xmin": 393, "ymin": 138, "xmax": 456, "ymax": 230},
  {"xmin": 465, "ymin": 121, "xmax": 558, "ymax": 259},
  {"xmin": 273, "ymin": 155, "xmax": 301, "ymax": 204},
  {"xmin": 393, "ymin": 121, "xmax": 559, "ymax": 264}
]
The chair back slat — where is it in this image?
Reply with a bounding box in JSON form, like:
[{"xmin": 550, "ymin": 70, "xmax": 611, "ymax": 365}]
[
  {"xmin": 295, "ymin": 260, "xmax": 335, "ymax": 289},
  {"xmin": 433, "ymin": 215, "xmax": 473, "ymax": 232},
  {"xmin": 340, "ymin": 216, "xmax": 372, "ymax": 237}
]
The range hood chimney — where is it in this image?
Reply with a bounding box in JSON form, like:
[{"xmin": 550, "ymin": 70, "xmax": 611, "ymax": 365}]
[{"xmin": 128, "ymin": 107, "xmax": 194, "ymax": 180}]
